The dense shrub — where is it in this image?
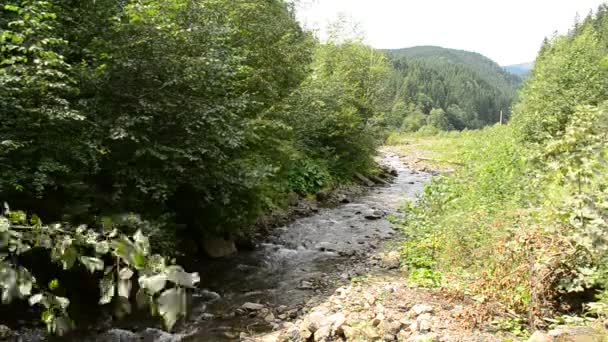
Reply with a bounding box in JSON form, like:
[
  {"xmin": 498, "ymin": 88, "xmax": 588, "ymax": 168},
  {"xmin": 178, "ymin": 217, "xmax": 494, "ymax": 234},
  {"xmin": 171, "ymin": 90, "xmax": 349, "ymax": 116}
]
[
  {"xmin": 0, "ymin": 0, "xmax": 388, "ymax": 245},
  {"xmin": 397, "ymin": 6, "xmax": 608, "ymax": 328}
]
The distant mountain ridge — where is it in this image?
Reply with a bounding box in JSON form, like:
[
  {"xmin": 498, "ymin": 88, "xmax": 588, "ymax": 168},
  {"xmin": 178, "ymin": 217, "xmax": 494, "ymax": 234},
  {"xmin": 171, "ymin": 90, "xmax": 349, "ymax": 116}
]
[
  {"xmin": 383, "ymin": 45, "xmax": 522, "ymax": 90},
  {"xmin": 382, "ymin": 46, "xmax": 522, "ymax": 129},
  {"xmin": 503, "ymin": 62, "xmax": 534, "ymax": 77}
]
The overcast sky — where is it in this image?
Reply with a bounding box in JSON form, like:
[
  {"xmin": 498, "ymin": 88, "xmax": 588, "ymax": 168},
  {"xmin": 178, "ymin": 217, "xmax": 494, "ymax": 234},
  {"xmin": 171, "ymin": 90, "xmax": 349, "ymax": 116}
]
[{"xmin": 295, "ymin": 0, "xmax": 606, "ymax": 65}]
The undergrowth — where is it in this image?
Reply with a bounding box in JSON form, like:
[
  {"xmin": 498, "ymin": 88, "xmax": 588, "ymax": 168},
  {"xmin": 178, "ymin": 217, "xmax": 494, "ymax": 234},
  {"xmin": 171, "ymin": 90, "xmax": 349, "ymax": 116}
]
[{"xmin": 393, "ymin": 120, "xmax": 608, "ymax": 331}]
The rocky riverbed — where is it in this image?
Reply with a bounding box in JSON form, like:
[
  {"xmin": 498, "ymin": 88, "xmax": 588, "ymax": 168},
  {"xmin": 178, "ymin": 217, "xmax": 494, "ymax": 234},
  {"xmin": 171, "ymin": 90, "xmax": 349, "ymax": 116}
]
[{"xmin": 74, "ymin": 150, "xmax": 431, "ymax": 342}]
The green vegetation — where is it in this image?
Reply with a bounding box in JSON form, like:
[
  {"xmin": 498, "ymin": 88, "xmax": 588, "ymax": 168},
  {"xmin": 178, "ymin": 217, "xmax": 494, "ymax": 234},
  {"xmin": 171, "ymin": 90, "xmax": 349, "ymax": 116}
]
[
  {"xmin": 0, "ymin": 0, "xmax": 388, "ymax": 334},
  {"xmin": 394, "ymin": 6, "xmax": 608, "ymax": 330},
  {"xmin": 382, "ymin": 46, "xmax": 521, "ymax": 132},
  {"xmin": 3, "ymin": 0, "xmax": 608, "ymax": 337}
]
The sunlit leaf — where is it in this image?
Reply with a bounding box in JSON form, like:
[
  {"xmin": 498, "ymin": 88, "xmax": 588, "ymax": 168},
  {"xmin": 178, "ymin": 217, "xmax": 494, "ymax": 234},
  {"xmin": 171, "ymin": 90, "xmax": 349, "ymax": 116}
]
[
  {"xmin": 99, "ymin": 274, "xmax": 114, "ymax": 305},
  {"xmin": 79, "ymin": 256, "xmax": 104, "ymax": 273}
]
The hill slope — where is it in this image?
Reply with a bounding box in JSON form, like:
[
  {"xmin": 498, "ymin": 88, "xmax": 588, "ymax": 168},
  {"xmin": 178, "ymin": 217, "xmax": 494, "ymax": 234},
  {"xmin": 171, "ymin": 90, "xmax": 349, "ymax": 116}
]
[
  {"xmin": 503, "ymin": 62, "xmax": 534, "ymax": 77},
  {"xmin": 382, "ymin": 46, "xmax": 522, "ymax": 130}
]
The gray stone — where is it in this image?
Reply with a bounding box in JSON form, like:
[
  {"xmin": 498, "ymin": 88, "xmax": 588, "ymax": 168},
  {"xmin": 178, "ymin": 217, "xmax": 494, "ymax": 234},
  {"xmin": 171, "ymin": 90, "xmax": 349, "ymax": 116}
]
[
  {"xmin": 397, "ymin": 330, "xmax": 411, "ymax": 342},
  {"xmin": 379, "ymin": 320, "xmax": 403, "ymax": 335},
  {"xmin": 383, "ymin": 333, "xmax": 396, "ymax": 341},
  {"xmin": 547, "ymin": 326, "xmax": 606, "ymax": 341},
  {"xmin": 195, "ymin": 289, "xmax": 221, "ymax": 302},
  {"xmin": 299, "ymin": 280, "xmax": 314, "ymax": 289},
  {"xmin": 304, "ymin": 311, "xmax": 327, "ymax": 333},
  {"xmin": 242, "ymin": 302, "xmax": 265, "ymax": 311},
  {"xmin": 364, "ymin": 209, "xmax": 383, "ymax": 220},
  {"xmin": 380, "ymin": 251, "xmax": 401, "ymax": 269},
  {"xmin": 527, "ymin": 331, "xmax": 552, "ymax": 342},
  {"xmin": 410, "ymin": 304, "xmax": 433, "ymax": 316},
  {"xmin": 313, "ymin": 325, "xmax": 331, "ymax": 342},
  {"xmin": 354, "ymin": 172, "xmax": 375, "ymax": 187},
  {"xmin": 202, "ymin": 238, "xmax": 237, "ymax": 258},
  {"xmin": 264, "ymin": 313, "xmax": 276, "ymax": 323},
  {"xmin": 95, "ymin": 329, "xmax": 139, "ymax": 342},
  {"xmin": 407, "ymin": 333, "xmax": 438, "ymax": 342},
  {"xmin": 328, "ymin": 312, "xmax": 346, "ymax": 335},
  {"xmin": 141, "ymin": 328, "xmax": 187, "ymax": 342},
  {"xmin": 315, "ymin": 242, "xmax": 337, "ymax": 252}
]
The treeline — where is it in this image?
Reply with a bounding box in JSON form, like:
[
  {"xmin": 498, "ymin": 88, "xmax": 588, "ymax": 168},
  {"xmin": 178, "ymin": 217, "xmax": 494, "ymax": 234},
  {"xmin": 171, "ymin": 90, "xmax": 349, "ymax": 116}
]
[
  {"xmin": 398, "ymin": 5, "xmax": 608, "ymax": 329},
  {"xmin": 0, "ymin": 0, "xmax": 388, "ymax": 247},
  {"xmin": 382, "ymin": 46, "xmax": 521, "ymax": 132}
]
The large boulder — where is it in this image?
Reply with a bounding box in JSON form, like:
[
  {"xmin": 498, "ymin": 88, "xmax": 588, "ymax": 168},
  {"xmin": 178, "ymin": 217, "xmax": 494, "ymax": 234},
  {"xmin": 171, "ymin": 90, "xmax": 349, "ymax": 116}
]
[{"xmin": 202, "ymin": 238, "xmax": 237, "ymax": 258}]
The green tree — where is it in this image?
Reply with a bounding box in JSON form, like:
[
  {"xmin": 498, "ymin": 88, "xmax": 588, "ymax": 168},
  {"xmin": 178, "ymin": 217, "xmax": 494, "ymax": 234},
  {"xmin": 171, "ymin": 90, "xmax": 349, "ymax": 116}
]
[{"xmin": 426, "ymin": 108, "xmax": 454, "ymax": 131}]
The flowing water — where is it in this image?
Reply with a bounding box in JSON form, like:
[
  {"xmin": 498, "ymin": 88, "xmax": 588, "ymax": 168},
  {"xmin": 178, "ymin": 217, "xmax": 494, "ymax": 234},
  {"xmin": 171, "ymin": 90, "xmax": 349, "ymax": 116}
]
[
  {"xmin": 67, "ymin": 151, "xmax": 430, "ymax": 342},
  {"xmin": 175, "ymin": 152, "xmax": 431, "ymax": 341}
]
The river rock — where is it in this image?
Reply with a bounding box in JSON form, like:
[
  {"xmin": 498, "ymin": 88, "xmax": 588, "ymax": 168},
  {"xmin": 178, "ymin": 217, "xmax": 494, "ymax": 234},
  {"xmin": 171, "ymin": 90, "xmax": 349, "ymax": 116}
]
[
  {"xmin": 299, "ymin": 281, "xmax": 314, "ymax": 289},
  {"xmin": 372, "ymin": 313, "xmax": 385, "ymax": 327},
  {"xmin": 141, "ymin": 328, "xmax": 186, "ymax": 342},
  {"xmin": 287, "ymin": 192, "xmax": 300, "ymax": 206},
  {"xmin": 303, "ymin": 311, "xmax": 327, "ymax": 333},
  {"xmin": 408, "ymin": 333, "xmax": 438, "ymax": 342},
  {"xmin": 416, "ymin": 314, "xmax": 432, "ymax": 332},
  {"xmin": 527, "ymin": 331, "xmax": 552, "ymax": 342},
  {"xmin": 380, "ymin": 251, "xmax": 401, "ymax": 269},
  {"xmin": 242, "ymin": 302, "xmax": 265, "ymax": 311},
  {"xmin": 202, "ymin": 238, "xmax": 237, "ymax": 258},
  {"xmin": 315, "ymin": 242, "xmax": 337, "ymax": 252},
  {"xmin": 314, "ymin": 325, "xmax": 331, "ymax": 342},
  {"xmin": 195, "ymin": 289, "xmax": 221, "ymax": 302},
  {"xmin": 264, "ymin": 313, "xmax": 276, "ymax": 323},
  {"xmin": 95, "ymin": 329, "xmax": 139, "ymax": 342},
  {"xmin": 397, "ymin": 330, "xmax": 411, "ymax": 341},
  {"xmin": 279, "ymin": 324, "xmax": 301, "ymax": 342},
  {"xmin": 410, "ymin": 304, "xmax": 433, "ymax": 316},
  {"xmin": 379, "ymin": 320, "xmax": 403, "ymax": 335},
  {"xmin": 354, "ymin": 172, "xmax": 376, "ymax": 187},
  {"xmin": 383, "ymin": 333, "xmax": 396, "ymax": 341},
  {"xmin": 328, "ymin": 312, "xmax": 346, "ymax": 335},
  {"xmin": 546, "ymin": 326, "xmax": 606, "ymax": 341},
  {"xmin": 364, "ymin": 209, "xmax": 383, "ymax": 220}
]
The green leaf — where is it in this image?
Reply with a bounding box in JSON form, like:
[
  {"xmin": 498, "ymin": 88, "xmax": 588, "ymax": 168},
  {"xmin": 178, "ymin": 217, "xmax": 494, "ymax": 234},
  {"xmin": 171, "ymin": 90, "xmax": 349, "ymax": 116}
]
[
  {"xmin": 135, "ymin": 288, "xmax": 151, "ymax": 309},
  {"xmin": 157, "ymin": 287, "xmax": 186, "ymax": 331},
  {"xmin": 0, "ymin": 217, "xmax": 9, "ymax": 232},
  {"xmin": 166, "ymin": 266, "xmax": 200, "ymax": 288},
  {"xmin": 139, "ymin": 274, "xmax": 167, "ymax": 294},
  {"xmin": 55, "ymin": 296, "xmax": 70, "ymax": 310},
  {"xmin": 119, "ymin": 268, "xmax": 133, "ymax": 280},
  {"xmin": 118, "ymin": 279, "xmax": 131, "ymax": 298},
  {"xmin": 29, "ymin": 293, "xmax": 45, "ymax": 306},
  {"xmin": 79, "ymin": 256, "xmax": 104, "ymax": 273},
  {"xmin": 95, "ymin": 241, "xmax": 110, "ymax": 254},
  {"xmin": 113, "ymin": 296, "xmax": 131, "ymax": 319},
  {"xmin": 133, "ymin": 230, "xmax": 150, "ymax": 255},
  {"xmin": 99, "ymin": 274, "xmax": 114, "ymax": 305}
]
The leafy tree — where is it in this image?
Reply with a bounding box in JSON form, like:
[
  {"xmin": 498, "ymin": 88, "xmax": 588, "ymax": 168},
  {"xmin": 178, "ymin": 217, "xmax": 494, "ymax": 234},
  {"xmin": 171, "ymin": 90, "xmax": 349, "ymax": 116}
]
[{"xmin": 426, "ymin": 108, "xmax": 454, "ymax": 131}]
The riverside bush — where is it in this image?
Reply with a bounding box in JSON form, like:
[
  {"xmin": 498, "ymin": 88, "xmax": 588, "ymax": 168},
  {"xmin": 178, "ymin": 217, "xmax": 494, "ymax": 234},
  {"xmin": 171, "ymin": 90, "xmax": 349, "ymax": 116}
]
[{"xmin": 397, "ymin": 6, "xmax": 608, "ymax": 327}]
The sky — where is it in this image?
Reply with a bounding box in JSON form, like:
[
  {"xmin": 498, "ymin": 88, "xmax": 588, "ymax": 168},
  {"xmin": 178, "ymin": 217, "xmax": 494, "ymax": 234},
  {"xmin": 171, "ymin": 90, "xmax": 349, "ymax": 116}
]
[{"xmin": 295, "ymin": 0, "xmax": 607, "ymax": 66}]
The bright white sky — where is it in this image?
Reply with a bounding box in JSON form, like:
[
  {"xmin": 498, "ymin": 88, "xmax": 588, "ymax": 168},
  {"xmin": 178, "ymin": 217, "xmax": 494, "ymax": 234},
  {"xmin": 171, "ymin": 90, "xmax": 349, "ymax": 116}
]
[{"xmin": 295, "ymin": 0, "xmax": 606, "ymax": 65}]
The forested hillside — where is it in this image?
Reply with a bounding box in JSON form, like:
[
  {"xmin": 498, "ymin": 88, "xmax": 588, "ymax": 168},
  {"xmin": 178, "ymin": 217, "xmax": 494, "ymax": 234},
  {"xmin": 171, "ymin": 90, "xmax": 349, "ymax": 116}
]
[
  {"xmin": 382, "ymin": 46, "xmax": 521, "ymax": 131},
  {"xmin": 504, "ymin": 62, "xmax": 534, "ymax": 77}
]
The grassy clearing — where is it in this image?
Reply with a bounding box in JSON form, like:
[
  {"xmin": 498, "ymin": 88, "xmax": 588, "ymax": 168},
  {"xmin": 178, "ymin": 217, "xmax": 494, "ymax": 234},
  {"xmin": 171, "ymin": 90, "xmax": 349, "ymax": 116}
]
[{"xmin": 385, "ymin": 127, "xmax": 513, "ymax": 172}]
